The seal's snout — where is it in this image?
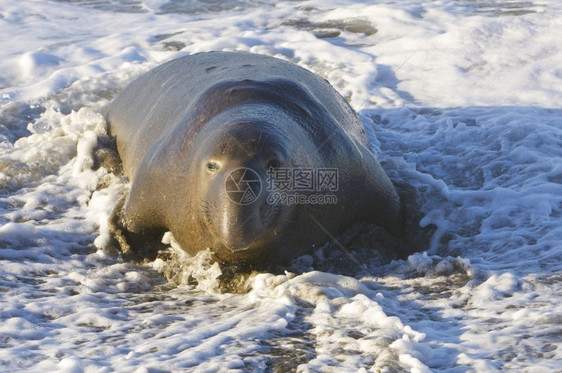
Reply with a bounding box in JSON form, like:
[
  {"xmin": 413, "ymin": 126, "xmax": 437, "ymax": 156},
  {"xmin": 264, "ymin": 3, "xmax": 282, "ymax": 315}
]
[
  {"xmin": 218, "ymin": 207, "xmax": 266, "ymax": 252},
  {"xmin": 203, "ymin": 159, "xmax": 287, "ymax": 253}
]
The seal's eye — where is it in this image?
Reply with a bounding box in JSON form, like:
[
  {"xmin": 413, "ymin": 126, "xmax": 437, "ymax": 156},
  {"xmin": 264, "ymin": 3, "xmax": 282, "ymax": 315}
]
[
  {"xmin": 267, "ymin": 159, "xmax": 281, "ymax": 169},
  {"xmin": 206, "ymin": 161, "xmax": 220, "ymax": 172}
]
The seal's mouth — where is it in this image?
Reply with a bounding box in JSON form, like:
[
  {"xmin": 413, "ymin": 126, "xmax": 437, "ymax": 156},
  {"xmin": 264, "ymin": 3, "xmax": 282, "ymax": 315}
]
[
  {"xmin": 225, "ymin": 244, "xmax": 258, "ymax": 253},
  {"xmin": 213, "ymin": 242, "xmax": 269, "ymax": 266}
]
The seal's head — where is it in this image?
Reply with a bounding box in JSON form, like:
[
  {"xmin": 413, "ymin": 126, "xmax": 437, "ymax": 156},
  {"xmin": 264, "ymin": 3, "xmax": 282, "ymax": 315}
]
[{"xmin": 194, "ymin": 114, "xmax": 316, "ymax": 264}]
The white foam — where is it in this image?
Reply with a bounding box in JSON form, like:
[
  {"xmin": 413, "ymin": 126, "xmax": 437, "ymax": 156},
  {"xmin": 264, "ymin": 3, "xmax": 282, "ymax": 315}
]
[{"xmin": 0, "ymin": 0, "xmax": 561, "ymax": 371}]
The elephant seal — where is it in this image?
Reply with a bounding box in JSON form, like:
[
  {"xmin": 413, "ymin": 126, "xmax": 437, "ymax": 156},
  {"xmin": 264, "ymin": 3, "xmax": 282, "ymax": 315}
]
[{"xmin": 105, "ymin": 51, "xmax": 401, "ymax": 265}]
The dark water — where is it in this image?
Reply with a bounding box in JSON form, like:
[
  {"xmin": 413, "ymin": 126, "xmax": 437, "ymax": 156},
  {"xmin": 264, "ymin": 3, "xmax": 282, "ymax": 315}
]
[
  {"xmin": 53, "ymin": 0, "xmax": 148, "ymax": 13},
  {"xmin": 53, "ymin": 0, "xmax": 538, "ymax": 16},
  {"xmin": 53, "ymin": 0, "xmax": 280, "ymax": 14}
]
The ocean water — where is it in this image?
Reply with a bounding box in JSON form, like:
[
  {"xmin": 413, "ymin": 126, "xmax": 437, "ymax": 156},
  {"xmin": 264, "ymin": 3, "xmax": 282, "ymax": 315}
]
[{"xmin": 1, "ymin": 0, "xmax": 561, "ymax": 371}]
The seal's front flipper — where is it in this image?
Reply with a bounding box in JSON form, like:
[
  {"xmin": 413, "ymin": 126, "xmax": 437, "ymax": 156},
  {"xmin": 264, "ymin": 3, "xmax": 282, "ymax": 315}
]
[
  {"xmin": 108, "ymin": 194, "xmax": 166, "ymax": 261},
  {"xmin": 108, "ymin": 194, "xmax": 131, "ymax": 254}
]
